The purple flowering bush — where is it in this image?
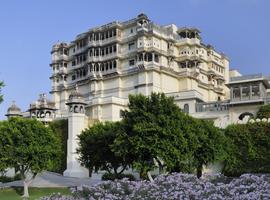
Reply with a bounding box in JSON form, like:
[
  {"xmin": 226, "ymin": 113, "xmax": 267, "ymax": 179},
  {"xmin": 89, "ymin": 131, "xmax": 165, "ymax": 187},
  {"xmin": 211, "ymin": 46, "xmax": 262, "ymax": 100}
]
[{"xmin": 41, "ymin": 173, "xmax": 270, "ymax": 200}]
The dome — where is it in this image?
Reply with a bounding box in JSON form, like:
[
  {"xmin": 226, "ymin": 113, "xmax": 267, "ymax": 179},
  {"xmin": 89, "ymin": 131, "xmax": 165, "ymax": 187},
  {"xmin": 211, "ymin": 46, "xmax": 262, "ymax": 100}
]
[
  {"xmin": 29, "ymin": 94, "xmax": 56, "ymax": 110},
  {"xmin": 6, "ymin": 101, "xmax": 22, "ymax": 117},
  {"xmin": 67, "ymin": 84, "xmax": 86, "ymax": 105},
  {"xmin": 69, "ymin": 84, "xmax": 84, "ymax": 100}
]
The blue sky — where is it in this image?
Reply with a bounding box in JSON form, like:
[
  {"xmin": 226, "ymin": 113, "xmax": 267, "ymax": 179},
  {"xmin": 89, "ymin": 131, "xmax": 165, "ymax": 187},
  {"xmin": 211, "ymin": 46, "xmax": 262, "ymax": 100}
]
[{"xmin": 0, "ymin": 0, "xmax": 270, "ymax": 119}]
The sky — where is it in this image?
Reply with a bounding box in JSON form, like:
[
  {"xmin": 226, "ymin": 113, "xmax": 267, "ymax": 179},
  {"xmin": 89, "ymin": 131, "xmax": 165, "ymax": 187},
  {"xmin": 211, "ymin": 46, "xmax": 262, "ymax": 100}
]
[{"xmin": 0, "ymin": 0, "xmax": 270, "ymax": 119}]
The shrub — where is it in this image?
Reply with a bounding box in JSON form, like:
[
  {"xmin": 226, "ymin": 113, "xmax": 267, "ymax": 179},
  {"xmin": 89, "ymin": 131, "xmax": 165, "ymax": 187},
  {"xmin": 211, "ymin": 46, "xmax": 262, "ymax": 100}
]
[
  {"xmin": 101, "ymin": 173, "xmax": 135, "ymax": 181},
  {"xmin": 0, "ymin": 173, "xmax": 21, "ymax": 183},
  {"xmin": 257, "ymin": 104, "xmax": 270, "ymax": 119},
  {"xmin": 41, "ymin": 173, "xmax": 270, "ymax": 200},
  {"xmin": 223, "ymin": 122, "xmax": 270, "ymax": 176}
]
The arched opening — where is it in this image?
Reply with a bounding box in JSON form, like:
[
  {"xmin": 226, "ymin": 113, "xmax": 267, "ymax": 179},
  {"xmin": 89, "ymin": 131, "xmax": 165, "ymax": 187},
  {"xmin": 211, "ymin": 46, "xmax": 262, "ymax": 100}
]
[
  {"xmin": 45, "ymin": 111, "xmax": 51, "ymax": 118},
  {"xmin": 183, "ymin": 104, "xmax": 189, "ymax": 114},
  {"xmin": 80, "ymin": 106, "xmax": 84, "ymax": 113},
  {"xmin": 74, "ymin": 105, "xmax": 79, "ymax": 113},
  {"xmin": 40, "ymin": 111, "xmax": 45, "ymax": 118},
  {"xmin": 238, "ymin": 112, "xmax": 254, "ymax": 120}
]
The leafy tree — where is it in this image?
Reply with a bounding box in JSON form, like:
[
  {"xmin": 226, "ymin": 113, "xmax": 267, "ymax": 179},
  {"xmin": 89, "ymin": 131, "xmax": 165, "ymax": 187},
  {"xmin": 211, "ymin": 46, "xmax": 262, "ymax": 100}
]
[
  {"xmin": 49, "ymin": 119, "xmax": 68, "ymax": 173},
  {"xmin": 0, "ymin": 117, "xmax": 61, "ymax": 198},
  {"xmin": 112, "ymin": 93, "xmax": 197, "ymax": 179},
  {"xmin": 223, "ymin": 122, "xmax": 270, "ymax": 176},
  {"xmin": 257, "ymin": 104, "xmax": 270, "ymax": 119},
  {"xmin": 0, "ymin": 81, "xmax": 4, "ymax": 104},
  {"xmin": 77, "ymin": 121, "xmax": 132, "ymax": 176},
  {"xmin": 192, "ymin": 119, "xmax": 227, "ymax": 178}
]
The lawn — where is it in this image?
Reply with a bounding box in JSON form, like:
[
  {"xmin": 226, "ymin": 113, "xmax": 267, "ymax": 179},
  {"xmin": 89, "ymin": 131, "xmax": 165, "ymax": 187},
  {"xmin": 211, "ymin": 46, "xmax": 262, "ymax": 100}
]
[{"xmin": 0, "ymin": 187, "xmax": 71, "ymax": 200}]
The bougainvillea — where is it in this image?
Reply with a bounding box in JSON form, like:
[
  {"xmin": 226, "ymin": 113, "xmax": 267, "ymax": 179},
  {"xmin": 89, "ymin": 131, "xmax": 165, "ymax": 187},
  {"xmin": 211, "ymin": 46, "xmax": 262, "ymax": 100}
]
[{"xmin": 41, "ymin": 173, "xmax": 270, "ymax": 200}]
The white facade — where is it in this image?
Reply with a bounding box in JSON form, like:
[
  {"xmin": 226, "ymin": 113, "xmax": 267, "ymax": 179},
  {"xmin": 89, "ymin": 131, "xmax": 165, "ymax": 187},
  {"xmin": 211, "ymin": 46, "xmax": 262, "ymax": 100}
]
[
  {"xmin": 50, "ymin": 14, "xmax": 230, "ymax": 123},
  {"xmin": 6, "ymin": 14, "xmax": 270, "ymax": 178}
]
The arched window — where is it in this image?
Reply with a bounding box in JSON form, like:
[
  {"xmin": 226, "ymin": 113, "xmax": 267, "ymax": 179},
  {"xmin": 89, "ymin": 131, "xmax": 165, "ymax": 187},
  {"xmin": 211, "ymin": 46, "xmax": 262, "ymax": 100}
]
[
  {"xmin": 80, "ymin": 106, "xmax": 84, "ymax": 113},
  {"xmin": 183, "ymin": 104, "xmax": 189, "ymax": 114},
  {"xmin": 74, "ymin": 105, "xmax": 79, "ymax": 113}
]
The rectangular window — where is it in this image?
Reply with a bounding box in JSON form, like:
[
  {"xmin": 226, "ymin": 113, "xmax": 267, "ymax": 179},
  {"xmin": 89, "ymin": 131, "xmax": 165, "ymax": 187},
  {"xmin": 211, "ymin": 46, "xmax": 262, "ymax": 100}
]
[
  {"xmin": 251, "ymin": 84, "xmax": 260, "ymax": 98},
  {"xmin": 72, "ymin": 60, "xmax": 76, "ymax": 66},
  {"xmin": 129, "ymin": 59, "xmax": 135, "ymax": 66},
  {"xmin": 233, "ymin": 86, "xmax": 240, "ymax": 100},
  {"xmin": 128, "ymin": 42, "xmax": 135, "ymax": 50},
  {"xmin": 242, "ymin": 85, "xmax": 250, "ymax": 100}
]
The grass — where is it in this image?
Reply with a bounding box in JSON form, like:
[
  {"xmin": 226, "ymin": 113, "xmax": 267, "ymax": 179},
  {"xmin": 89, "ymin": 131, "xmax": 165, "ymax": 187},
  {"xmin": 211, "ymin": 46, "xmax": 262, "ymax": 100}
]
[{"xmin": 0, "ymin": 187, "xmax": 71, "ymax": 200}]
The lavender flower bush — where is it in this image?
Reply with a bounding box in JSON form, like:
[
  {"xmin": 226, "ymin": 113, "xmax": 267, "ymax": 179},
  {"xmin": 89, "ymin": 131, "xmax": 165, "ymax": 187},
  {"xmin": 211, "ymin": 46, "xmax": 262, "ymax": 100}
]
[{"xmin": 41, "ymin": 173, "xmax": 270, "ymax": 200}]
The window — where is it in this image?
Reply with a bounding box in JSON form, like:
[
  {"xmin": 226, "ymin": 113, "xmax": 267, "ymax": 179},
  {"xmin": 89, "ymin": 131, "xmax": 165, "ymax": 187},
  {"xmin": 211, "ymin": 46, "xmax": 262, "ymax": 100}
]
[
  {"xmin": 72, "ymin": 60, "xmax": 76, "ymax": 66},
  {"xmin": 129, "ymin": 59, "xmax": 135, "ymax": 66},
  {"xmin": 242, "ymin": 85, "xmax": 250, "ymax": 99},
  {"xmin": 130, "ymin": 28, "xmax": 133, "ymax": 34},
  {"xmin": 233, "ymin": 86, "xmax": 240, "ymax": 99},
  {"xmin": 251, "ymin": 84, "xmax": 260, "ymax": 98},
  {"xmin": 183, "ymin": 104, "xmax": 189, "ymax": 113},
  {"xmin": 72, "ymin": 75, "xmax": 76, "ymax": 80},
  {"xmin": 128, "ymin": 42, "xmax": 135, "ymax": 50},
  {"xmin": 154, "ymin": 54, "xmax": 159, "ymax": 63}
]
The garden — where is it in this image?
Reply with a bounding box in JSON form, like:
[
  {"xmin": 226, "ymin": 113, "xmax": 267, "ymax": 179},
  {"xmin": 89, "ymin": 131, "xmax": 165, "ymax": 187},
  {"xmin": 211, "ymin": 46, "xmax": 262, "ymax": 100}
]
[{"xmin": 1, "ymin": 93, "xmax": 270, "ymax": 199}]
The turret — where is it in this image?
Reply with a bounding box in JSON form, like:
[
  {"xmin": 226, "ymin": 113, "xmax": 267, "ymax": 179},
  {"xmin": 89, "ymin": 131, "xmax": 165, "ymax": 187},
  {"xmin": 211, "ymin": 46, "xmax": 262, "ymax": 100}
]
[
  {"xmin": 5, "ymin": 101, "xmax": 23, "ymax": 118},
  {"xmin": 63, "ymin": 85, "xmax": 88, "ymax": 177}
]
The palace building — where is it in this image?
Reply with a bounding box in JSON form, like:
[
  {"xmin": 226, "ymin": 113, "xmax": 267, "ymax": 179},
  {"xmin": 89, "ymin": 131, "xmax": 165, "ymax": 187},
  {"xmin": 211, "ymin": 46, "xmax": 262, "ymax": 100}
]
[
  {"xmin": 49, "ymin": 13, "xmax": 230, "ymax": 121},
  {"xmin": 6, "ymin": 14, "xmax": 270, "ymax": 177}
]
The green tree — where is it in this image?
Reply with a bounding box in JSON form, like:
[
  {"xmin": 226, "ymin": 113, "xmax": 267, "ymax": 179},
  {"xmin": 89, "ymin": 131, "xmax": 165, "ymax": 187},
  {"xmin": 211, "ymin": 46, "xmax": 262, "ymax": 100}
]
[
  {"xmin": 0, "ymin": 81, "xmax": 4, "ymax": 104},
  {"xmin": 192, "ymin": 119, "xmax": 227, "ymax": 178},
  {"xmin": 77, "ymin": 121, "xmax": 132, "ymax": 176},
  {"xmin": 49, "ymin": 119, "xmax": 68, "ymax": 173},
  {"xmin": 0, "ymin": 117, "xmax": 61, "ymax": 198},
  {"xmin": 257, "ymin": 104, "xmax": 270, "ymax": 119},
  {"xmin": 222, "ymin": 122, "xmax": 270, "ymax": 176},
  {"xmin": 113, "ymin": 93, "xmax": 197, "ymax": 179}
]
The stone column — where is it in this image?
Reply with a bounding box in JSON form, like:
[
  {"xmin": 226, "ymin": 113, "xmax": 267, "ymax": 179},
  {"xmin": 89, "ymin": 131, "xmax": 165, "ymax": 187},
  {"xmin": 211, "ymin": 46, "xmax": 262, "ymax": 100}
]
[
  {"xmin": 249, "ymin": 84, "xmax": 252, "ymax": 100},
  {"xmin": 240, "ymin": 85, "xmax": 243, "ymax": 101},
  {"xmin": 63, "ymin": 111, "xmax": 89, "ymax": 177}
]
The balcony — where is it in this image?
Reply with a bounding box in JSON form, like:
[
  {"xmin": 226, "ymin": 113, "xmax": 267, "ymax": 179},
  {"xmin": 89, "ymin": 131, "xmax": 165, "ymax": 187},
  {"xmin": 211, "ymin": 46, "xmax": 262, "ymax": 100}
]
[
  {"xmin": 196, "ymin": 101, "xmax": 229, "ymax": 112},
  {"xmin": 59, "ymin": 68, "xmax": 67, "ymax": 74},
  {"xmin": 88, "ymin": 36, "xmax": 121, "ymax": 47},
  {"xmin": 178, "ymin": 67, "xmax": 200, "ymax": 77},
  {"xmin": 176, "ymin": 38, "xmax": 200, "ymax": 46},
  {"xmin": 88, "ymin": 52, "xmax": 119, "ymax": 62}
]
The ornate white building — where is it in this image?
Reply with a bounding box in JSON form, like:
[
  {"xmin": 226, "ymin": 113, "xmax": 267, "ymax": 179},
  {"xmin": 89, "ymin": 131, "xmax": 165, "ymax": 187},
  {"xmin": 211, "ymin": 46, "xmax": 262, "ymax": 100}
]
[
  {"xmin": 50, "ymin": 13, "xmax": 230, "ymax": 121},
  {"xmin": 5, "ymin": 14, "xmax": 270, "ymax": 177}
]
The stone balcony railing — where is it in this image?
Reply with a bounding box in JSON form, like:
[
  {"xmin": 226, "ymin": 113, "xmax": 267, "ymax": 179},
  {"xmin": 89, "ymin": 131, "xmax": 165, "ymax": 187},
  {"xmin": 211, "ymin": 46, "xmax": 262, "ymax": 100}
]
[
  {"xmin": 88, "ymin": 36, "xmax": 121, "ymax": 47},
  {"xmin": 196, "ymin": 101, "xmax": 230, "ymax": 112}
]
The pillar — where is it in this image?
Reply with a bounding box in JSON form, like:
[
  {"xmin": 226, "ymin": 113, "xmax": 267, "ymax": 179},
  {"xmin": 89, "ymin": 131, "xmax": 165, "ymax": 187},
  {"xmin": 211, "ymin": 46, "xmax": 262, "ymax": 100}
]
[{"xmin": 63, "ymin": 111, "xmax": 89, "ymax": 177}]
